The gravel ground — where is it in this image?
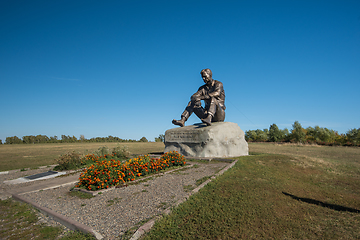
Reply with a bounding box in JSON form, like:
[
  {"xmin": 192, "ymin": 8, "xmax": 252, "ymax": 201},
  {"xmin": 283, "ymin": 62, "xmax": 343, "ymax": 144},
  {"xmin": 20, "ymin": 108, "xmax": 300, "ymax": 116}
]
[{"xmin": 21, "ymin": 161, "xmax": 229, "ymax": 239}]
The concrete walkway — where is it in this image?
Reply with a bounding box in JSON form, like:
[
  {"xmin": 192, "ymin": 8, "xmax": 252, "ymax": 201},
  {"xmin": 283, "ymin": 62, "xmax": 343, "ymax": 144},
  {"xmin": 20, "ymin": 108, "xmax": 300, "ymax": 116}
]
[
  {"xmin": 1, "ymin": 170, "xmax": 80, "ymax": 200},
  {"xmin": 7, "ymin": 174, "xmax": 80, "ymax": 195}
]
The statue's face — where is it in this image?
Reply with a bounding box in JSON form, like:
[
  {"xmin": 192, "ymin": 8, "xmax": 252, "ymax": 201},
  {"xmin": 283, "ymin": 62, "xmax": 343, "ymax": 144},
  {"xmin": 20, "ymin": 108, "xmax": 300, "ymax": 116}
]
[{"xmin": 202, "ymin": 72, "xmax": 212, "ymax": 85}]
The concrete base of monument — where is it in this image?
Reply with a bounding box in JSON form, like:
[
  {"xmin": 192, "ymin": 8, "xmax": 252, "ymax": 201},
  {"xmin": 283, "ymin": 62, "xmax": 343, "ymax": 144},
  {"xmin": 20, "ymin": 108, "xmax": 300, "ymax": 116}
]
[{"xmin": 164, "ymin": 122, "xmax": 249, "ymax": 158}]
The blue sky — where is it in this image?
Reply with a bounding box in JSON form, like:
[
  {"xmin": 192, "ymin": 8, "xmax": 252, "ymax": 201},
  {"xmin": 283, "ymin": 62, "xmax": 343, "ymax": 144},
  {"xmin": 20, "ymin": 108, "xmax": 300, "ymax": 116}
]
[{"xmin": 1, "ymin": 0, "xmax": 359, "ymax": 142}]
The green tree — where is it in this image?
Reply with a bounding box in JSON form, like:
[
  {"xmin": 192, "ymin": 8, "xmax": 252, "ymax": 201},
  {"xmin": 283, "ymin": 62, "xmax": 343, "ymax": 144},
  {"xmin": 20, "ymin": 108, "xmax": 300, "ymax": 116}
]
[
  {"xmin": 245, "ymin": 130, "xmax": 257, "ymax": 142},
  {"xmin": 255, "ymin": 129, "xmax": 268, "ymax": 142},
  {"xmin": 71, "ymin": 135, "xmax": 77, "ymax": 142},
  {"xmin": 346, "ymin": 128, "xmax": 360, "ymax": 145},
  {"xmin": 35, "ymin": 135, "xmax": 49, "ymax": 143},
  {"xmin": 80, "ymin": 135, "xmax": 86, "ymax": 142},
  {"xmin": 306, "ymin": 126, "xmax": 337, "ymax": 143},
  {"xmin": 245, "ymin": 129, "xmax": 268, "ymax": 142},
  {"xmin": 61, "ymin": 135, "xmax": 68, "ymax": 142},
  {"xmin": 268, "ymin": 124, "xmax": 282, "ymax": 142},
  {"xmin": 49, "ymin": 136, "xmax": 58, "ymax": 143},
  {"xmin": 22, "ymin": 135, "xmax": 35, "ymax": 144},
  {"xmin": 139, "ymin": 136, "xmax": 148, "ymax": 142},
  {"xmin": 5, "ymin": 136, "xmax": 22, "ymax": 144},
  {"xmin": 290, "ymin": 121, "xmax": 306, "ymax": 143},
  {"xmin": 281, "ymin": 128, "xmax": 290, "ymax": 142},
  {"xmin": 155, "ymin": 134, "xmax": 165, "ymax": 143}
]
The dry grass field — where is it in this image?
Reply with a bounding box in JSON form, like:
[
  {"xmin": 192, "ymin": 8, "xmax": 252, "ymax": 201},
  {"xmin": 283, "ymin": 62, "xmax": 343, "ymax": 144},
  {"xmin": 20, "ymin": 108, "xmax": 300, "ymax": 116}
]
[
  {"xmin": 0, "ymin": 142, "xmax": 165, "ymax": 171},
  {"xmin": 249, "ymin": 142, "xmax": 360, "ymax": 162},
  {"xmin": 249, "ymin": 142, "xmax": 360, "ymax": 177}
]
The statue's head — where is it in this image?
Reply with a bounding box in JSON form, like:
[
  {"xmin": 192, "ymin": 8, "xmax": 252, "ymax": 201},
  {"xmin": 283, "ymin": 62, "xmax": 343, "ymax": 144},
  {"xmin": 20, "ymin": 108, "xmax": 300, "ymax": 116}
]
[{"xmin": 200, "ymin": 68, "xmax": 213, "ymax": 85}]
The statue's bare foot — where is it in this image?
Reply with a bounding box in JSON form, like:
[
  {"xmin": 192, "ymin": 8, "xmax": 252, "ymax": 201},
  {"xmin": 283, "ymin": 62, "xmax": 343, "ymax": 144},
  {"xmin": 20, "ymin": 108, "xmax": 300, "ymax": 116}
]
[
  {"xmin": 172, "ymin": 119, "xmax": 185, "ymax": 127},
  {"xmin": 201, "ymin": 115, "xmax": 212, "ymax": 126}
]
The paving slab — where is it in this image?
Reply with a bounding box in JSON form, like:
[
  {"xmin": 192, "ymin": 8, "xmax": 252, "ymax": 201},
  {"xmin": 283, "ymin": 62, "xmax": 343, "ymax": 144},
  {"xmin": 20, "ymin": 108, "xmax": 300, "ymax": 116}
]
[{"xmin": 5, "ymin": 174, "xmax": 80, "ymax": 195}]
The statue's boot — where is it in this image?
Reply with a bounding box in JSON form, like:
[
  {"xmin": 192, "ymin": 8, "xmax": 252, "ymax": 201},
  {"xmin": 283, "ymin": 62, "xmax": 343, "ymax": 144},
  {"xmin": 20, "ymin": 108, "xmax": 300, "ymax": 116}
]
[
  {"xmin": 201, "ymin": 114, "xmax": 212, "ymax": 126},
  {"xmin": 172, "ymin": 117, "xmax": 186, "ymax": 127}
]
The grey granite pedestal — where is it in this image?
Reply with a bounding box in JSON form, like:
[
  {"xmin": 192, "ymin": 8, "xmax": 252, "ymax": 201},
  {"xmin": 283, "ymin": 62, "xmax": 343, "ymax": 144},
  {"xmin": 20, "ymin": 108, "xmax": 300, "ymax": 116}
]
[{"xmin": 164, "ymin": 122, "xmax": 249, "ymax": 158}]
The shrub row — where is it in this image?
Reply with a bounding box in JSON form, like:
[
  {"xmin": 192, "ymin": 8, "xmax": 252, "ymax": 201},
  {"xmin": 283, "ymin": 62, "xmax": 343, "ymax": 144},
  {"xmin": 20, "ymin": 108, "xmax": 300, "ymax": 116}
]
[
  {"xmin": 3, "ymin": 135, "xmax": 148, "ymax": 144},
  {"xmin": 246, "ymin": 121, "xmax": 360, "ymax": 146}
]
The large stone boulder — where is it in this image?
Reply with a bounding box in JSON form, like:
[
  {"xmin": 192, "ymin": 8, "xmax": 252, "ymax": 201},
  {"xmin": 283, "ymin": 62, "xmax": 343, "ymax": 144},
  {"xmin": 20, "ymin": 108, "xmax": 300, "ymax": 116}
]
[{"xmin": 164, "ymin": 122, "xmax": 248, "ymax": 158}]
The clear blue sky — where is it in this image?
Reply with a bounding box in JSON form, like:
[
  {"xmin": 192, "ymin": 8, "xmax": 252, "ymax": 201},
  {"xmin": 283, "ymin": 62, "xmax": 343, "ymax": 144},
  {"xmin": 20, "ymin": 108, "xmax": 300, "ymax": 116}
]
[{"xmin": 1, "ymin": 0, "xmax": 359, "ymax": 142}]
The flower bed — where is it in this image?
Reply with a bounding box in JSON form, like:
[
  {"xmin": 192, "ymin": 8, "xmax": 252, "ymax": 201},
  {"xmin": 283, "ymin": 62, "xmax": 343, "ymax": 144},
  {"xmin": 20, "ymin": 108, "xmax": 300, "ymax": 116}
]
[{"xmin": 76, "ymin": 151, "xmax": 186, "ymax": 191}]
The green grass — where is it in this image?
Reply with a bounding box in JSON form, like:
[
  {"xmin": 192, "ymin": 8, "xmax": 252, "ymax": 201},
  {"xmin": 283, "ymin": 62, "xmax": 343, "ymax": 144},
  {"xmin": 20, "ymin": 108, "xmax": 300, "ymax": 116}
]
[
  {"xmin": 195, "ymin": 176, "xmax": 211, "ymax": 186},
  {"xmin": 121, "ymin": 217, "xmax": 154, "ymax": 239},
  {"xmin": 107, "ymin": 197, "xmax": 121, "ymax": 206},
  {"xmin": 144, "ymin": 144, "xmax": 360, "ymax": 239},
  {"xmin": 0, "ymin": 198, "xmax": 62, "ymax": 240},
  {"xmin": 0, "ymin": 142, "xmax": 164, "ymax": 171},
  {"xmin": 183, "ymin": 184, "xmax": 194, "ymax": 192},
  {"xmin": 68, "ymin": 190, "xmax": 95, "ymax": 199},
  {"xmin": 0, "ymin": 198, "xmax": 97, "ymax": 240}
]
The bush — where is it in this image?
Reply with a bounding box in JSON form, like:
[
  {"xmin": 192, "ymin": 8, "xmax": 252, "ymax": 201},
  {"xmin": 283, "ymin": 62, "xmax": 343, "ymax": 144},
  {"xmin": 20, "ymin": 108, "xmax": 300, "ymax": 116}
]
[
  {"xmin": 54, "ymin": 152, "xmax": 83, "ymax": 171},
  {"xmin": 95, "ymin": 146, "xmax": 110, "ymax": 156},
  {"xmin": 111, "ymin": 145, "xmax": 130, "ymax": 160}
]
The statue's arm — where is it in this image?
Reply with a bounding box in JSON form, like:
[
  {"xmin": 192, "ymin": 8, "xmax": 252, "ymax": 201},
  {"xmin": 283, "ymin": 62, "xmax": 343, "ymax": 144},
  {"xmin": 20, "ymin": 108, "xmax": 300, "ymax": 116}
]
[{"xmin": 191, "ymin": 86, "xmax": 205, "ymax": 102}]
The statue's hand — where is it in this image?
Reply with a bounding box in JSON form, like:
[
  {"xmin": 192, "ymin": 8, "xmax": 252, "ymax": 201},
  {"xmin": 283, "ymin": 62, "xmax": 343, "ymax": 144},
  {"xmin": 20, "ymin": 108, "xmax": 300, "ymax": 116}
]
[{"xmin": 191, "ymin": 95, "xmax": 200, "ymax": 102}]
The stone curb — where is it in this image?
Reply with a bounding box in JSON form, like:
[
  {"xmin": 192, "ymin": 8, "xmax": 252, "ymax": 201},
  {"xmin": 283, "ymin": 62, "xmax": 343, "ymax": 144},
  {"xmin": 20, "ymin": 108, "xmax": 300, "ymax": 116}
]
[
  {"xmin": 129, "ymin": 159, "xmax": 238, "ymax": 240},
  {"xmin": 0, "ymin": 164, "xmax": 58, "ymax": 175},
  {"xmin": 12, "ymin": 193, "xmax": 104, "ymax": 240},
  {"xmin": 184, "ymin": 156, "xmax": 235, "ymax": 162},
  {"xmin": 18, "ymin": 181, "xmax": 79, "ymax": 195},
  {"xmin": 149, "ymin": 154, "xmax": 235, "ymax": 163}
]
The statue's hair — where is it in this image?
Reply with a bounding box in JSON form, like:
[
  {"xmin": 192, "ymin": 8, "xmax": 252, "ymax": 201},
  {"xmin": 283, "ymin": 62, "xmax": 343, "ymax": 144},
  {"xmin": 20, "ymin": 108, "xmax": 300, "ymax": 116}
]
[{"xmin": 200, "ymin": 68, "xmax": 212, "ymax": 77}]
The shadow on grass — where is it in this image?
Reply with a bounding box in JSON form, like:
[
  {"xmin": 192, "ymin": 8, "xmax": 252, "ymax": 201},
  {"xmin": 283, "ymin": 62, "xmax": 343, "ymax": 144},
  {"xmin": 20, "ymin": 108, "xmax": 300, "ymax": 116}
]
[{"xmin": 282, "ymin": 192, "xmax": 360, "ymax": 213}]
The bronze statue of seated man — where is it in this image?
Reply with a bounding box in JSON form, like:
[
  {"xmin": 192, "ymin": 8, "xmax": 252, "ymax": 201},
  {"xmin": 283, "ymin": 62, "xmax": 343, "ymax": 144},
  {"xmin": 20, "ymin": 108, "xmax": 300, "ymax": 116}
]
[{"xmin": 172, "ymin": 68, "xmax": 226, "ymax": 127}]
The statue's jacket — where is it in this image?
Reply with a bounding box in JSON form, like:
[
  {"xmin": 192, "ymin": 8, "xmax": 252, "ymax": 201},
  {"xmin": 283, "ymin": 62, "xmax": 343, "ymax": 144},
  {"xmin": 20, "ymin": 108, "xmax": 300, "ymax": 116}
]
[{"xmin": 191, "ymin": 80, "xmax": 226, "ymax": 111}]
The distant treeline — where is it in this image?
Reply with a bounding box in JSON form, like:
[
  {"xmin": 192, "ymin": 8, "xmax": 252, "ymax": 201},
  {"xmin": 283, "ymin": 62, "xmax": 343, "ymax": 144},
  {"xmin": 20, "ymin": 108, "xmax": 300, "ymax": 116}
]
[
  {"xmin": 246, "ymin": 121, "xmax": 360, "ymax": 147},
  {"xmin": 1, "ymin": 135, "xmax": 149, "ymax": 144}
]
